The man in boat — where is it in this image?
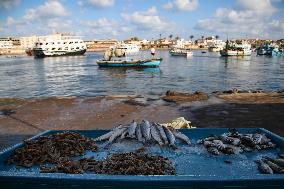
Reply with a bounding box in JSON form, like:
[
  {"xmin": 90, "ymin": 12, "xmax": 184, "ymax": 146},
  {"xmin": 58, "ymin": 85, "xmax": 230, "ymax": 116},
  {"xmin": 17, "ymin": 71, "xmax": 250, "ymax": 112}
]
[{"xmin": 151, "ymin": 46, "xmax": 155, "ymax": 59}]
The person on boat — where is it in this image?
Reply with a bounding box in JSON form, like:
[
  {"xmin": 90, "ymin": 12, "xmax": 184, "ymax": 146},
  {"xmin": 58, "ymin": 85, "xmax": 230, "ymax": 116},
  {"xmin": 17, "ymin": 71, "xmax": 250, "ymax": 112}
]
[{"xmin": 151, "ymin": 46, "xmax": 155, "ymax": 59}]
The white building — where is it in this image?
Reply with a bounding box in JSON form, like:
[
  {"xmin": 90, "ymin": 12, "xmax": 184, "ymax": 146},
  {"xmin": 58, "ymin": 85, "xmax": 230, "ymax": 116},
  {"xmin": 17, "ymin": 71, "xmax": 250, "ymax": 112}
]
[{"xmin": 0, "ymin": 38, "xmax": 13, "ymax": 49}]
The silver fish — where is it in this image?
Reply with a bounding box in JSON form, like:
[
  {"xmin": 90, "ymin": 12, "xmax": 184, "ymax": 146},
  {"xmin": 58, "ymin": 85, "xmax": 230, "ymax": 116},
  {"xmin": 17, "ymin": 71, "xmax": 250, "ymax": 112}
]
[
  {"xmin": 120, "ymin": 129, "xmax": 128, "ymax": 139},
  {"xmin": 171, "ymin": 129, "xmax": 191, "ymax": 145},
  {"xmin": 263, "ymin": 159, "xmax": 284, "ymax": 173},
  {"xmin": 141, "ymin": 120, "xmax": 151, "ymax": 141},
  {"xmin": 163, "ymin": 126, "xmax": 175, "ymax": 146},
  {"xmin": 94, "ymin": 131, "xmax": 114, "ymax": 142},
  {"xmin": 135, "ymin": 124, "xmax": 145, "ymax": 143},
  {"xmin": 203, "ymin": 140, "xmax": 215, "ymax": 148},
  {"xmin": 269, "ymin": 158, "xmax": 284, "ymax": 167},
  {"xmin": 127, "ymin": 120, "xmax": 137, "ymax": 138},
  {"xmin": 156, "ymin": 123, "xmax": 169, "ymax": 145},
  {"xmin": 109, "ymin": 127, "xmax": 127, "ymax": 143},
  {"xmin": 256, "ymin": 159, "xmax": 273, "ymax": 174},
  {"xmin": 207, "ymin": 147, "xmax": 220, "ymax": 155},
  {"xmin": 212, "ymin": 140, "xmax": 226, "ymax": 150},
  {"xmin": 150, "ymin": 124, "xmax": 164, "ymax": 145}
]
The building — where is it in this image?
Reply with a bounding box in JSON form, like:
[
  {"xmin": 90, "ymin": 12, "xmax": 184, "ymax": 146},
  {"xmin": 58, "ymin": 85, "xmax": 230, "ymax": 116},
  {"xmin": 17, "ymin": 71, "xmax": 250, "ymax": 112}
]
[{"xmin": 0, "ymin": 37, "xmax": 20, "ymax": 49}]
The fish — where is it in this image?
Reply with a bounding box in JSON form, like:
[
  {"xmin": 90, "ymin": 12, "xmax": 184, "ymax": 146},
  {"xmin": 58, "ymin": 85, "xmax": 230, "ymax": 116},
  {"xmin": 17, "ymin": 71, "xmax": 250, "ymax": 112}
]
[
  {"xmin": 156, "ymin": 123, "xmax": 169, "ymax": 145},
  {"xmin": 171, "ymin": 129, "xmax": 191, "ymax": 145},
  {"xmin": 141, "ymin": 120, "xmax": 151, "ymax": 141},
  {"xmin": 263, "ymin": 159, "xmax": 284, "ymax": 173},
  {"xmin": 127, "ymin": 121, "xmax": 137, "ymax": 138},
  {"xmin": 94, "ymin": 131, "xmax": 114, "ymax": 142},
  {"xmin": 135, "ymin": 124, "xmax": 145, "ymax": 143},
  {"xmin": 120, "ymin": 129, "xmax": 128, "ymax": 139},
  {"xmin": 255, "ymin": 159, "xmax": 273, "ymax": 174},
  {"xmin": 212, "ymin": 140, "xmax": 226, "ymax": 150},
  {"xmin": 150, "ymin": 124, "xmax": 164, "ymax": 145},
  {"xmin": 265, "ymin": 157, "xmax": 284, "ymax": 167},
  {"xmin": 207, "ymin": 147, "xmax": 220, "ymax": 155},
  {"xmin": 203, "ymin": 140, "xmax": 215, "ymax": 148},
  {"xmin": 108, "ymin": 127, "xmax": 128, "ymax": 143},
  {"xmin": 163, "ymin": 126, "xmax": 175, "ymax": 146}
]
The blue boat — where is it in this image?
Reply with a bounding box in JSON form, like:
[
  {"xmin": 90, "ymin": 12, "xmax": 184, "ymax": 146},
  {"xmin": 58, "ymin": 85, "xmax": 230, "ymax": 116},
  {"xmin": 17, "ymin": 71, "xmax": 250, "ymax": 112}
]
[
  {"xmin": 96, "ymin": 58, "xmax": 162, "ymax": 68},
  {"xmin": 257, "ymin": 44, "xmax": 284, "ymax": 56}
]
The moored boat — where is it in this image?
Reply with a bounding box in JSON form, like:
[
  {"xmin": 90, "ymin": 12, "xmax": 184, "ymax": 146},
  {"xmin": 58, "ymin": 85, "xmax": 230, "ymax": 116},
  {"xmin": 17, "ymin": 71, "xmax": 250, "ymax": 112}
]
[
  {"xmin": 33, "ymin": 38, "xmax": 87, "ymax": 58},
  {"xmin": 96, "ymin": 58, "xmax": 162, "ymax": 68},
  {"xmin": 220, "ymin": 40, "xmax": 252, "ymax": 56},
  {"xmin": 170, "ymin": 48, "xmax": 193, "ymax": 57}
]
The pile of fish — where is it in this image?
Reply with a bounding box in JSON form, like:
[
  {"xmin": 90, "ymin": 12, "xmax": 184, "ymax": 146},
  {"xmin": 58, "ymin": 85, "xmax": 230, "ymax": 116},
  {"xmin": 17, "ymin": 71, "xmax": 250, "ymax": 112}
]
[
  {"xmin": 197, "ymin": 129, "xmax": 276, "ymax": 155},
  {"xmin": 6, "ymin": 132, "xmax": 97, "ymax": 167},
  {"xmin": 41, "ymin": 151, "xmax": 176, "ymax": 175},
  {"xmin": 94, "ymin": 120, "xmax": 191, "ymax": 147},
  {"xmin": 255, "ymin": 154, "xmax": 284, "ymax": 174}
]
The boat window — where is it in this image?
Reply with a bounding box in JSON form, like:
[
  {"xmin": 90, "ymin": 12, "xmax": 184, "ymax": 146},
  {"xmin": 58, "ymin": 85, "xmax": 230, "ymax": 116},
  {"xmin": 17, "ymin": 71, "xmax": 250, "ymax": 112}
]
[
  {"xmin": 80, "ymin": 41, "xmax": 83, "ymax": 43},
  {"xmin": 71, "ymin": 47, "xmax": 74, "ymax": 50},
  {"xmin": 76, "ymin": 47, "xmax": 79, "ymax": 49},
  {"xmin": 52, "ymin": 48, "xmax": 56, "ymax": 50},
  {"xmin": 46, "ymin": 43, "xmax": 48, "ymax": 45},
  {"xmin": 35, "ymin": 43, "xmax": 38, "ymax": 45},
  {"xmin": 65, "ymin": 47, "xmax": 68, "ymax": 50},
  {"xmin": 63, "ymin": 42, "xmax": 67, "ymax": 44},
  {"xmin": 69, "ymin": 42, "xmax": 73, "ymax": 44},
  {"xmin": 75, "ymin": 41, "xmax": 78, "ymax": 43},
  {"xmin": 52, "ymin": 42, "xmax": 55, "ymax": 45},
  {"xmin": 57, "ymin": 42, "xmax": 60, "ymax": 44},
  {"xmin": 40, "ymin": 43, "xmax": 43, "ymax": 45},
  {"xmin": 58, "ymin": 48, "xmax": 62, "ymax": 50}
]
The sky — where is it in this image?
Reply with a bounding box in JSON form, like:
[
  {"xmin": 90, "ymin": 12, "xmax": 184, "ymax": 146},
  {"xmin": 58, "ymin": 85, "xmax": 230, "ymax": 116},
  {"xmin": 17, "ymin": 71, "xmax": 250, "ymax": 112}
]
[{"xmin": 0, "ymin": 0, "xmax": 283, "ymax": 40}]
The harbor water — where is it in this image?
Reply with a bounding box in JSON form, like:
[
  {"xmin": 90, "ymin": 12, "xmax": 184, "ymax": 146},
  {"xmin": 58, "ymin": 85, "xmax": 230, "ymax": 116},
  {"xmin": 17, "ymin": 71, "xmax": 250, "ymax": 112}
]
[{"xmin": 0, "ymin": 50, "xmax": 283, "ymax": 98}]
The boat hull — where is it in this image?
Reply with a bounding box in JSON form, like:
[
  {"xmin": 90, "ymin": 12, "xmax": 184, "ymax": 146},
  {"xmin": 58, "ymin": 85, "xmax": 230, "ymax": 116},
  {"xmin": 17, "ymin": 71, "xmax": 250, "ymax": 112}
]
[
  {"xmin": 33, "ymin": 49, "xmax": 86, "ymax": 58},
  {"xmin": 97, "ymin": 59, "xmax": 161, "ymax": 68}
]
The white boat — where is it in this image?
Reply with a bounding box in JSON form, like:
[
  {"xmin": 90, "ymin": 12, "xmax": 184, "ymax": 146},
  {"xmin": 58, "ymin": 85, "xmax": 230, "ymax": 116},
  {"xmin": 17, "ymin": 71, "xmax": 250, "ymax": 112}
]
[
  {"xmin": 111, "ymin": 43, "xmax": 140, "ymax": 55},
  {"xmin": 33, "ymin": 38, "xmax": 86, "ymax": 58},
  {"xmin": 220, "ymin": 40, "xmax": 252, "ymax": 56},
  {"xmin": 170, "ymin": 48, "xmax": 193, "ymax": 57}
]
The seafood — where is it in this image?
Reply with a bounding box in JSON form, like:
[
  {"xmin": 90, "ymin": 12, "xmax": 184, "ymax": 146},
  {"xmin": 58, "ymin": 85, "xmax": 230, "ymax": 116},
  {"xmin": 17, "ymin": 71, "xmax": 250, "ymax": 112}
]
[
  {"xmin": 207, "ymin": 147, "xmax": 220, "ymax": 155},
  {"xmin": 263, "ymin": 159, "xmax": 284, "ymax": 173},
  {"xmin": 150, "ymin": 124, "xmax": 163, "ymax": 145},
  {"xmin": 198, "ymin": 129, "xmax": 276, "ymax": 155},
  {"xmin": 171, "ymin": 129, "xmax": 192, "ymax": 145},
  {"xmin": 40, "ymin": 152, "xmax": 176, "ymax": 175},
  {"xmin": 6, "ymin": 132, "xmax": 97, "ymax": 168},
  {"xmin": 255, "ymin": 159, "xmax": 273, "ymax": 174},
  {"xmin": 163, "ymin": 126, "xmax": 176, "ymax": 146},
  {"xmin": 127, "ymin": 121, "xmax": 137, "ymax": 138},
  {"xmin": 141, "ymin": 120, "xmax": 151, "ymax": 141},
  {"xmin": 94, "ymin": 120, "xmax": 191, "ymax": 147}
]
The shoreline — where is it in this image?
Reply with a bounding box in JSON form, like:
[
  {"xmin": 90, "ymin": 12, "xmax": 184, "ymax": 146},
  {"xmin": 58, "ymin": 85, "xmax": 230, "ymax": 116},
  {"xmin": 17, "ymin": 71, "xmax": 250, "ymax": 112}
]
[{"xmin": 0, "ymin": 90, "xmax": 283, "ymax": 150}]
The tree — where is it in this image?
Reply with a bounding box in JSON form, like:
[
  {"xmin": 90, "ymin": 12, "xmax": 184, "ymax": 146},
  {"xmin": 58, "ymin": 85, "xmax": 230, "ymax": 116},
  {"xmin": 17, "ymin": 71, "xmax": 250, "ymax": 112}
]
[
  {"xmin": 159, "ymin": 34, "xmax": 162, "ymax": 40},
  {"xmin": 169, "ymin": 34, "xmax": 173, "ymax": 39},
  {"xmin": 215, "ymin": 35, "xmax": 219, "ymax": 40},
  {"xmin": 190, "ymin": 35, "xmax": 194, "ymax": 41},
  {"xmin": 175, "ymin": 36, "xmax": 180, "ymax": 40}
]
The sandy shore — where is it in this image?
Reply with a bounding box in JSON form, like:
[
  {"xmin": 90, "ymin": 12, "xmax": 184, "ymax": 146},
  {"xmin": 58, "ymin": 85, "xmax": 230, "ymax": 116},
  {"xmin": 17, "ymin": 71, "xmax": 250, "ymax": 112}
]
[{"xmin": 0, "ymin": 91, "xmax": 284, "ymax": 150}]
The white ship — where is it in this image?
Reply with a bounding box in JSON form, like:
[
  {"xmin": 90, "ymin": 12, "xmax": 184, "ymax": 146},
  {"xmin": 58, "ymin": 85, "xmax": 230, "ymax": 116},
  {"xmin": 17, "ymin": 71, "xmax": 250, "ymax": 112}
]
[
  {"xmin": 33, "ymin": 38, "xmax": 86, "ymax": 58},
  {"xmin": 170, "ymin": 48, "xmax": 193, "ymax": 57}
]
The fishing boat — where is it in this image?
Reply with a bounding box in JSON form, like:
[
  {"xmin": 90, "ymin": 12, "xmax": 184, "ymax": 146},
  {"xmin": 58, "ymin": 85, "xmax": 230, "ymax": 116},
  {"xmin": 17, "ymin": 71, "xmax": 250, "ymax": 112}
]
[
  {"xmin": 257, "ymin": 44, "xmax": 284, "ymax": 56},
  {"xmin": 170, "ymin": 48, "xmax": 193, "ymax": 57},
  {"xmin": 96, "ymin": 58, "xmax": 162, "ymax": 68},
  {"xmin": 220, "ymin": 40, "xmax": 252, "ymax": 56}
]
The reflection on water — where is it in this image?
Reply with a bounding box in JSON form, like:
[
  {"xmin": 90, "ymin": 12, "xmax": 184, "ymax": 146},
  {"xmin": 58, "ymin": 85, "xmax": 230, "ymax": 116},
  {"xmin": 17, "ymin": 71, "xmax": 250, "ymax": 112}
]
[{"xmin": 0, "ymin": 50, "xmax": 283, "ymax": 98}]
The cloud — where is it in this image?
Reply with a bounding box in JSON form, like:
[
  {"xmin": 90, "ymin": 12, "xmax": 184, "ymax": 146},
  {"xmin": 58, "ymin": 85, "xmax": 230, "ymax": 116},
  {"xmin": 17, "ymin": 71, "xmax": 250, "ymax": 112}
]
[
  {"xmin": 162, "ymin": 0, "xmax": 198, "ymax": 11},
  {"xmin": 23, "ymin": 0, "xmax": 69, "ymax": 21},
  {"xmin": 121, "ymin": 6, "xmax": 174, "ymax": 32},
  {"xmin": 78, "ymin": 0, "xmax": 114, "ymax": 8},
  {"xmin": 195, "ymin": 0, "xmax": 282, "ymax": 39},
  {"xmin": 0, "ymin": 0, "xmax": 20, "ymax": 9},
  {"xmin": 81, "ymin": 17, "xmax": 131, "ymax": 37}
]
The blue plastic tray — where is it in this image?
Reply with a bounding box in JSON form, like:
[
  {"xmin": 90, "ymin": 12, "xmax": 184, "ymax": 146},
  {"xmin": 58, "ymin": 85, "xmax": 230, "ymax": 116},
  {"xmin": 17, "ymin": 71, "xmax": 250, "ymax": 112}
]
[{"xmin": 0, "ymin": 128, "xmax": 284, "ymax": 189}]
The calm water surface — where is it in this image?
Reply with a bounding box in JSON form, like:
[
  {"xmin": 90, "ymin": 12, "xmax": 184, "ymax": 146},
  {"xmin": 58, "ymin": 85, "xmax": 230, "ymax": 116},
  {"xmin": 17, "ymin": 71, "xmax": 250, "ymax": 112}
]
[{"xmin": 0, "ymin": 50, "xmax": 283, "ymax": 98}]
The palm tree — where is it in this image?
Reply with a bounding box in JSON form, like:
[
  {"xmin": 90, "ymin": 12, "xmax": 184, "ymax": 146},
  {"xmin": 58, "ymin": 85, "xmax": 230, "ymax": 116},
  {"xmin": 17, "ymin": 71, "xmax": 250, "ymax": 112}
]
[
  {"xmin": 201, "ymin": 35, "xmax": 204, "ymax": 41},
  {"xmin": 175, "ymin": 36, "xmax": 180, "ymax": 40},
  {"xmin": 190, "ymin": 35, "xmax": 194, "ymax": 41},
  {"xmin": 215, "ymin": 35, "xmax": 219, "ymax": 40},
  {"xmin": 169, "ymin": 34, "xmax": 173, "ymax": 40}
]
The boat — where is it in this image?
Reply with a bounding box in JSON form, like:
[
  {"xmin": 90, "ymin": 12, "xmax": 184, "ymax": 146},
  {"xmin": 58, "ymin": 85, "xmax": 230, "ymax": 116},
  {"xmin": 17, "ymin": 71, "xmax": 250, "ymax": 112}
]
[
  {"xmin": 170, "ymin": 48, "xmax": 193, "ymax": 57},
  {"xmin": 220, "ymin": 40, "xmax": 252, "ymax": 56},
  {"xmin": 257, "ymin": 44, "xmax": 284, "ymax": 56},
  {"xmin": 96, "ymin": 58, "xmax": 162, "ymax": 68},
  {"xmin": 32, "ymin": 38, "xmax": 86, "ymax": 58},
  {"xmin": 25, "ymin": 48, "xmax": 33, "ymax": 56},
  {"xmin": 110, "ymin": 43, "xmax": 140, "ymax": 55}
]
